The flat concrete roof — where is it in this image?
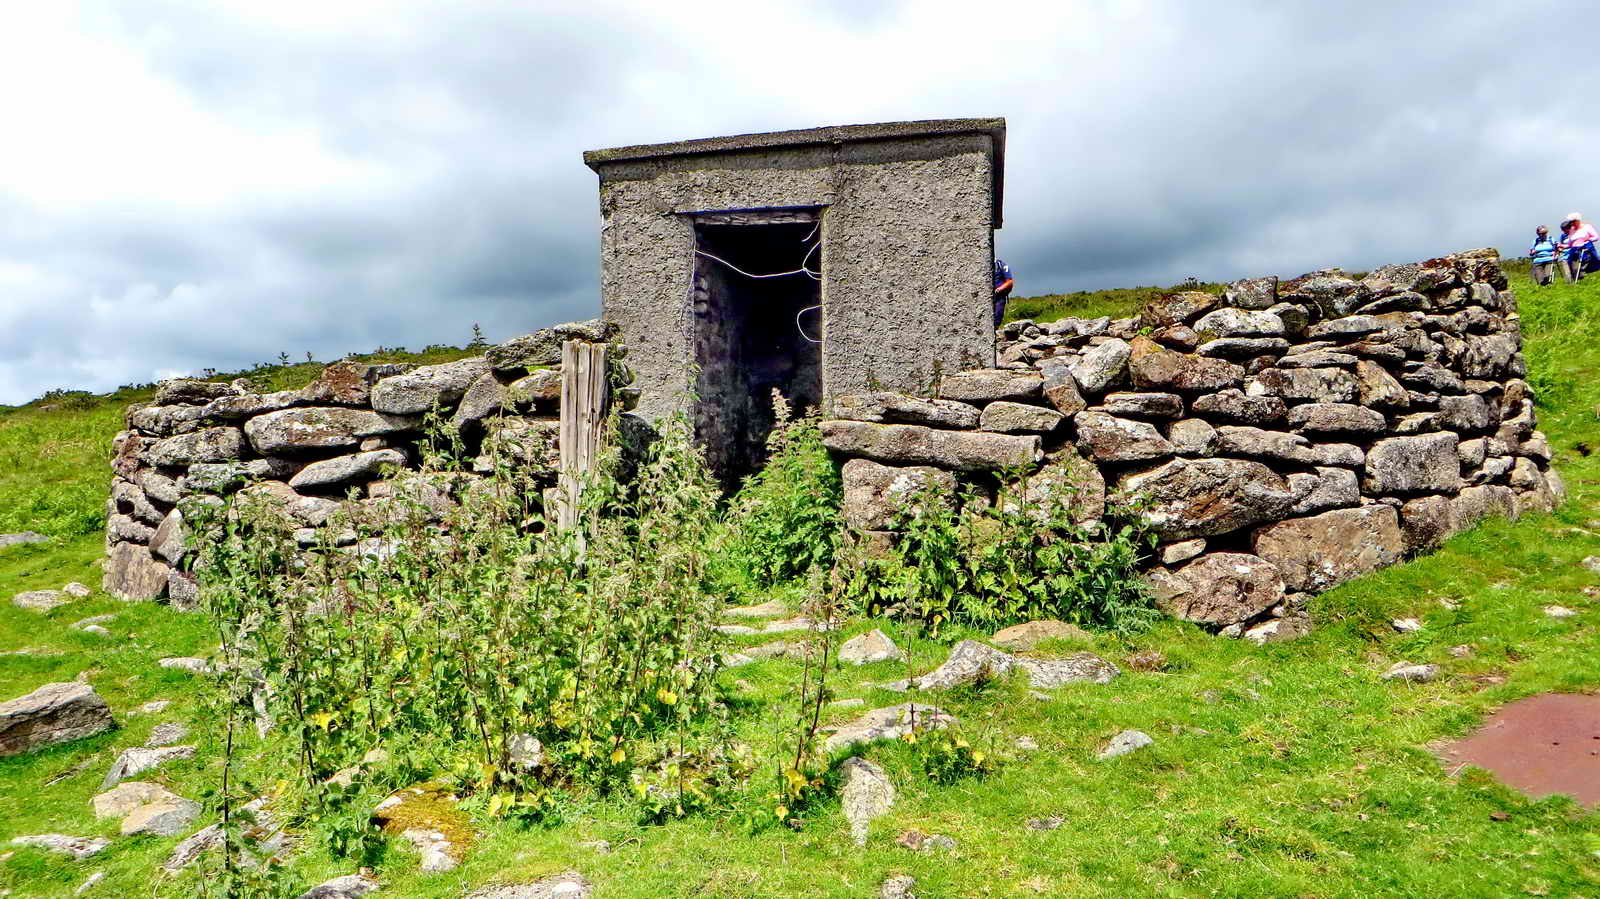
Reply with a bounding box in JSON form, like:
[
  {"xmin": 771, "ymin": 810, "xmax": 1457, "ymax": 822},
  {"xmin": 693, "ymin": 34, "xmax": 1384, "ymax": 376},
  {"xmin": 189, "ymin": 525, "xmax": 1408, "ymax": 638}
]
[{"xmin": 584, "ymin": 118, "xmax": 1006, "ymax": 228}]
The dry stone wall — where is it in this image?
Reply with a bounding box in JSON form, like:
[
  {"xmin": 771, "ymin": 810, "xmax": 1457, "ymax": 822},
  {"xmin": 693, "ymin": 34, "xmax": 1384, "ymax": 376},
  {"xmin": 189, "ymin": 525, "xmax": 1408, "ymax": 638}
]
[
  {"xmin": 821, "ymin": 249, "xmax": 1564, "ymax": 638},
  {"xmin": 103, "ymin": 321, "xmax": 614, "ymax": 605}
]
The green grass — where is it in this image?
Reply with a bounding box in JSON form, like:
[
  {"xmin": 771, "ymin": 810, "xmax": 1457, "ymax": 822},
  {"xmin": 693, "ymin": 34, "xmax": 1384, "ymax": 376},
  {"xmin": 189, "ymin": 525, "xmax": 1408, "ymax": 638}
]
[
  {"xmin": 4, "ymin": 273, "xmax": 1600, "ymax": 897},
  {"xmin": 1004, "ymin": 280, "xmax": 1225, "ymax": 326}
]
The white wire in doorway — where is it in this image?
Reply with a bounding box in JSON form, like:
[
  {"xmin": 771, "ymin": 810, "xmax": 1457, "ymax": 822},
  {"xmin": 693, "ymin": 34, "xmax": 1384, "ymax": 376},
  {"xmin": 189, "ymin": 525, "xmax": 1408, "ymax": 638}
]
[
  {"xmin": 692, "ymin": 240, "xmax": 822, "ymax": 281},
  {"xmin": 693, "ymin": 226, "xmax": 825, "ymax": 342},
  {"xmin": 795, "ymin": 304, "xmax": 822, "ymax": 344}
]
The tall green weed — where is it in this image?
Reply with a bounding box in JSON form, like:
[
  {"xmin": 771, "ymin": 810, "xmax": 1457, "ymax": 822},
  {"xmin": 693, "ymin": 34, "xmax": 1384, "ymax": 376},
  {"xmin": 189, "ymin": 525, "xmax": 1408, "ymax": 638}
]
[
  {"xmin": 839, "ymin": 474, "xmax": 1157, "ymax": 635},
  {"xmin": 724, "ymin": 396, "xmax": 843, "ymax": 587}
]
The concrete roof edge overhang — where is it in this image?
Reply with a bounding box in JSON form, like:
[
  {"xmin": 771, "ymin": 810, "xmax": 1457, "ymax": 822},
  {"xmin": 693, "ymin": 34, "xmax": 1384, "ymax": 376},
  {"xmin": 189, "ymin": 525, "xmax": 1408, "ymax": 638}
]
[{"xmin": 583, "ymin": 118, "xmax": 1007, "ymax": 228}]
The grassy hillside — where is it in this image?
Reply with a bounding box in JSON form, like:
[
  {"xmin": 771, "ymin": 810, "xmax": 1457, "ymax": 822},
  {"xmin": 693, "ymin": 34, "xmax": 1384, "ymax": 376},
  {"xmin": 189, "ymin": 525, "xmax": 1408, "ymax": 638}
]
[{"xmin": 2, "ymin": 270, "xmax": 1599, "ymax": 898}]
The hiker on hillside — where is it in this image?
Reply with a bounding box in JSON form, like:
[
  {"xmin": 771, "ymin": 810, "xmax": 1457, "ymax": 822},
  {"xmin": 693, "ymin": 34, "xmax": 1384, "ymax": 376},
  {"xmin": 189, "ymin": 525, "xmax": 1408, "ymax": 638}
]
[
  {"xmin": 1560, "ymin": 213, "xmax": 1599, "ymax": 282},
  {"xmin": 993, "ymin": 258, "xmax": 1015, "ymax": 327},
  {"xmin": 1529, "ymin": 226, "xmax": 1561, "ymax": 286}
]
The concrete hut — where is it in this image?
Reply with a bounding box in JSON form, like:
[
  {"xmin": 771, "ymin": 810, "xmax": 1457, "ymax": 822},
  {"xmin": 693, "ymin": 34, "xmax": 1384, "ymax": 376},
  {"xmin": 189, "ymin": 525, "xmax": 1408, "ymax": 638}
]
[{"xmin": 583, "ymin": 118, "xmax": 1007, "ymax": 480}]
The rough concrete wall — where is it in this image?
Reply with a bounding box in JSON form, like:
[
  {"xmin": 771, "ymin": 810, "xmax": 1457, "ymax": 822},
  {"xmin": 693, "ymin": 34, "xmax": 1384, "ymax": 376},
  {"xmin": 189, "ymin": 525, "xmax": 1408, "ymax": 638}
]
[
  {"xmin": 820, "ymin": 250, "xmax": 1565, "ymax": 642},
  {"xmin": 596, "ymin": 135, "xmax": 995, "ymax": 423}
]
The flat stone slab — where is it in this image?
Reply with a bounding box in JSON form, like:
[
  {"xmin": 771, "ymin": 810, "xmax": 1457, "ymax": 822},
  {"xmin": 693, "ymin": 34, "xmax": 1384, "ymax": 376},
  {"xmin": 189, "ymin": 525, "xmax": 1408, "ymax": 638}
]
[
  {"xmin": 1437, "ymin": 693, "xmax": 1600, "ymax": 806},
  {"xmin": 823, "ymin": 703, "xmax": 955, "ymax": 754},
  {"xmin": 466, "ymin": 872, "xmax": 592, "ymax": 898},
  {"xmin": 9, "ymin": 834, "xmax": 110, "ymax": 859},
  {"xmin": 12, "ymin": 589, "xmax": 69, "ymax": 612},
  {"xmin": 0, "ymin": 682, "xmax": 116, "ymax": 756},
  {"xmin": 722, "ymin": 599, "xmax": 788, "ymax": 619},
  {"xmin": 0, "ymin": 532, "xmax": 48, "ymax": 549}
]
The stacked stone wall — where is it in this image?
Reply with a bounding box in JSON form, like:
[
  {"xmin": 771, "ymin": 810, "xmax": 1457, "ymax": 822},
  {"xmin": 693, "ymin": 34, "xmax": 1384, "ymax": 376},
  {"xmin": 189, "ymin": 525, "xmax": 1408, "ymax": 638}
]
[
  {"xmin": 821, "ymin": 249, "xmax": 1565, "ymax": 640},
  {"xmin": 102, "ymin": 321, "xmax": 615, "ymax": 605}
]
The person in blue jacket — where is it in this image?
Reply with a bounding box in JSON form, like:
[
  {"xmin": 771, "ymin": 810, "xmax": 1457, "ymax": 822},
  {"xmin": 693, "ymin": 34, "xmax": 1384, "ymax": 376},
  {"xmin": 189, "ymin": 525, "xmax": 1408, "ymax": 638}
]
[
  {"xmin": 1529, "ymin": 225, "xmax": 1560, "ymax": 286},
  {"xmin": 992, "ymin": 258, "xmax": 1015, "ymax": 327}
]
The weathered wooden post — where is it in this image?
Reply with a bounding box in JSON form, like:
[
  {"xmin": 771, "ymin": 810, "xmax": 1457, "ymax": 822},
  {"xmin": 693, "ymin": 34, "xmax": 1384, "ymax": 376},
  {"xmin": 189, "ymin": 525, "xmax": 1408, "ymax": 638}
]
[{"xmin": 557, "ymin": 339, "xmax": 609, "ymax": 531}]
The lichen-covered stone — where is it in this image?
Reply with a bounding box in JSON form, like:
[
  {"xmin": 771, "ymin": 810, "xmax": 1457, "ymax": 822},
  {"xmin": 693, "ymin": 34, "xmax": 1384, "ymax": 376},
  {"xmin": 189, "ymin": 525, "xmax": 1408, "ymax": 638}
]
[
  {"xmin": 451, "ymin": 372, "xmax": 509, "ymax": 433},
  {"xmin": 103, "ymin": 542, "xmax": 168, "ymax": 601},
  {"xmin": 1140, "ymin": 291, "xmax": 1218, "ymax": 329},
  {"xmin": 246, "ymin": 407, "xmax": 418, "ymax": 455},
  {"xmin": 840, "ymin": 757, "xmax": 895, "ymax": 846},
  {"xmin": 1196, "ymin": 336, "xmax": 1290, "ymax": 359},
  {"xmin": 1119, "ymin": 458, "xmax": 1292, "ymax": 540},
  {"xmin": 1194, "ymin": 308, "xmax": 1285, "ymax": 337},
  {"xmin": 1146, "ymin": 552, "xmax": 1285, "ymax": 625},
  {"xmin": 979, "ymin": 400, "xmax": 1064, "ymax": 433},
  {"xmin": 1251, "ymin": 506, "xmax": 1403, "ymax": 592},
  {"xmin": 1223, "ymin": 276, "xmax": 1277, "ymax": 310},
  {"xmin": 1246, "ymin": 367, "xmax": 1360, "ymax": 403},
  {"xmin": 990, "ymin": 620, "xmax": 1090, "ymax": 651},
  {"xmin": 1038, "ymin": 363, "xmax": 1088, "ymax": 415},
  {"xmin": 506, "ymin": 369, "xmax": 563, "ymax": 408},
  {"xmin": 146, "ymin": 427, "xmax": 246, "ymax": 467},
  {"xmin": 288, "ymin": 449, "xmax": 407, "ymax": 491},
  {"xmin": 1190, "ymin": 389, "xmax": 1286, "ymax": 424},
  {"xmin": 839, "ymin": 629, "xmax": 903, "ymax": 665},
  {"xmin": 840, "ymin": 459, "xmax": 956, "ymax": 530},
  {"xmin": 821, "ymin": 420, "xmax": 1041, "ymax": 472},
  {"xmin": 1074, "ymin": 411, "xmax": 1174, "ymax": 463},
  {"xmin": 0, "ymin": 682, "xmax": 115, "ymax": 756},
  {"xmin": 833, "ymin": 392, "xmax": 981, "ymax": 429},
  {"xmin": 1166, "ymin": 418, "xmax": 1218, "ymax": 456},
  {"xmin": 485, "ymin": 319, "xmax": 613, "ymax": 372},
  {"xmin": 154, "ymin": 378, "xmax": 235, "ymax": 406},
  {"xmin": 1011, "ymin": 450, "xmax": 1106, "ymax": 523},
  {"xmin": 936, "ymin": 369, "xmax": 1043, "ymax": 404},
  {"xmin": 1353, "ymin": 359, "xmax": 1410, "ymax": 409},
  {"xmin": 370, "ymin": 357, "xmax": 491, "ymax": 415},
  {"xmin": 823, "ymin": 703, "xmax": 955, "ymax": 754},
  {"xmin": 1363, "ymin": 432, "xmax": 1460, "ymax": 495},
  {"xmin": 1286, "ymin": 403, "xmax": 1386, "ymax": 435},
  {"xmin": 1068, "ymin": 340, "xmax": 1132, "ymax": 393},
  {"xmin": 1098, "ymin": 392, "xmax": 1183, "ymax": 420},
  {"xmin": 1128, "ymin": 341, "xmax": 1244, "ymax": 392},
  {"xmin": 299, "ymin": 362, "xmax": 416, "ymax": 406}
]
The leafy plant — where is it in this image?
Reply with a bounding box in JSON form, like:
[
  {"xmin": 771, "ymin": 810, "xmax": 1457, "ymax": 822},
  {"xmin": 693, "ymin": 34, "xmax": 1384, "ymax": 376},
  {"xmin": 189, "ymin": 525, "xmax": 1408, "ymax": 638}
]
[
  {"xmin": 916, "ymin": 728, "xmax": 997, "ymax": 785},
  {"xmin": 188, "ymin": 405, "xmax": 738, "ymax": 854},
  {"xmin": 725, "ymin": 395, "xmax": 843, "ymax": 587},
  {"xmin": 839, "ymin": 469, "xmax": 1157, "ymax": 635}
]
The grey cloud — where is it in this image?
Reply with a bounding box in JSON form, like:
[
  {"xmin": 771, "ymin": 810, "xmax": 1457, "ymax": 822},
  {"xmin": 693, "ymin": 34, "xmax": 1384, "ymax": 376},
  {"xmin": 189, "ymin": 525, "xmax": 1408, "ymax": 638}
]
[{"xmin": 1, "ymin": 1, "xmax": 1593, "ymax": 404}]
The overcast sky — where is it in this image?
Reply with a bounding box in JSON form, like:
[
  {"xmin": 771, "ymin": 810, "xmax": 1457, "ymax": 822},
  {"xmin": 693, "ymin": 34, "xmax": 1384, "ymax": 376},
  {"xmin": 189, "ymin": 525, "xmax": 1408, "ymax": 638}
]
[{"xmin": 1, "ymin": 0, "xmax": 1592, "ymax": 405}]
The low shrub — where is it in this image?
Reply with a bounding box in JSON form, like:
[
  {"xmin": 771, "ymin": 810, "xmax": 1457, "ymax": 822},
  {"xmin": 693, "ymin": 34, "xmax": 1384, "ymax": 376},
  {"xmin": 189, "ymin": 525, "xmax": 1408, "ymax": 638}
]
[
  {"xmin": 838, "ymin": 473, "xmax": 1157, "ymax": 635},
  {"xmin": 189, "ymin": 408, "xmax": 735, "ymax": 867},
  {"xmin": 724, "ymin": 396, "xmax": 843, "ymax": 587}
]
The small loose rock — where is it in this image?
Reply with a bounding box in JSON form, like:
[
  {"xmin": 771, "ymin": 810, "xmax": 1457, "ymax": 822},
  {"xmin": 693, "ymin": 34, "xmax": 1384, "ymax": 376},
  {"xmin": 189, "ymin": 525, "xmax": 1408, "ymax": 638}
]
[
  {"xmin": 838, "ymin": 629, "xmax": 904, "ymax": 665},
  {"xmin": 12, "ymin": 590, "xmax": 68, "ymax": 612},
  {"xmin": 1543, "ymin": 605, "xmax": 1576, "ymax": 619},
  {"xmin": 1392, "ymin": 618, "xmax": 1423, "ymax": 633},
  {"xmin": 295, "ymin": 874, "xmax": 381, "ymax": 899},
  {"xmin": 146, "ymin": 722, "xmax": 189, "ymax": 747},
  {"xmin": 1382, "ymin": 662, "xmax": 1439, "ymax": 682},
  {"xmin": 879, "ymin": 874, "xmax": 916, "ymax": 899},
  {"xmin": 9, "ymin": 834, "xmax": 110, "ymax": 859},
  {"xmin": 840, "ymin": 757, "xmax": 895, "ymax": 846},
  {"xmin": 1098, "ymin": 729, "xmax": 1154, "ymax": 760}
]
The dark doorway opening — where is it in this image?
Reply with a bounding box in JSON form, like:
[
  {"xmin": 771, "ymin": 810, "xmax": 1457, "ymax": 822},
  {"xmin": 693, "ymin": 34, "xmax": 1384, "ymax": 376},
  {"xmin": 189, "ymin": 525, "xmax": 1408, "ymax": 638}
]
[{"xmin": 690, "ymin": 211, "xmax": 824, "ymax": 487}]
